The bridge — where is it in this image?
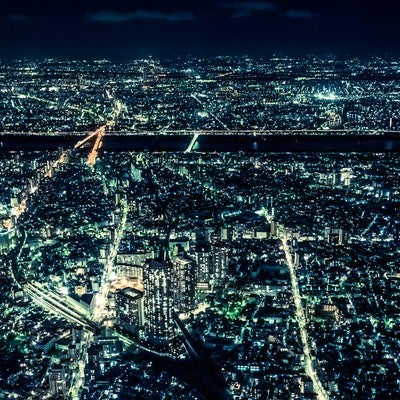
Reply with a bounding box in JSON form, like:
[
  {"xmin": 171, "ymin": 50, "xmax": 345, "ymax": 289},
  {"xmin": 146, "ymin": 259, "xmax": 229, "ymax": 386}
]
[
  {"xmin": 185, "ymin": 133, "xmax": 199, "ymax": 153},
  {"xmin": 0, "ymin": 128, "xmax": 395, "ymax": 137},
  {"xmin": 74, "ymin": 124, "xmax": 106, "ymax": 165}
]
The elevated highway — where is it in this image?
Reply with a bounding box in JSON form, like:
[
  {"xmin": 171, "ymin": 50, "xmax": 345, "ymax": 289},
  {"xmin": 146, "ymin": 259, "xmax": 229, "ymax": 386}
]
[{"xmin": 23, "ymin": 282, "xmax": 101, "ymax": 333}]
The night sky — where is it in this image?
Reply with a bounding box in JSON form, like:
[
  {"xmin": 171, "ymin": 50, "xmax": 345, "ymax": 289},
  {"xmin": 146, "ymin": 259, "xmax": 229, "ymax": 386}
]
[{"xmin": 0, "ymin": 0, "xmax": 399, "ymax": 59}]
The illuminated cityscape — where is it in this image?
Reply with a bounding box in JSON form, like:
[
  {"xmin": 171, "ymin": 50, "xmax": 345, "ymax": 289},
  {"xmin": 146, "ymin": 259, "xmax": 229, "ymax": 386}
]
[{"xmin": 0, "ymin": 55, "xmax": 399, "ymax": 400}]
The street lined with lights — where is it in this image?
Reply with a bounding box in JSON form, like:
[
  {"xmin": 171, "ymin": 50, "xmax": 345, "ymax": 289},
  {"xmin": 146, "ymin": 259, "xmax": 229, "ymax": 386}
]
[{"xmin": 279, "ymin": 227, "xmax": 330, "ymax": 400}]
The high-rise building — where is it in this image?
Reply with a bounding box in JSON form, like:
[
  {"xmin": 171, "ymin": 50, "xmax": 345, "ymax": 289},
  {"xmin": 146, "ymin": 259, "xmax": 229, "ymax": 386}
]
[
  {"xmin": 173, "ymin": 257, "xmax": 196, "ymax": 313},
  {"xmin": 0, "ymin": 228, "xmax": 10, "ymax": 254},
  {"xmin": 115, "ymin": 287, "xmax": 144, "ymax": 334},
  {"xmin": 195, "ymin": 245, "xmax": 211, "ymax": 290},
  {"xmin": 270, "ymin": 220, "xmax": 278, "ymax": 238},
  {"xmin": 143, "ymin": 259, "xmax": 175, "ymax": 349},
  {"xmin": 220, "ymin": 226, "xmax": 229, "ymax": 241},
  {"xmin": 48, "ymin": 365, "xmax": 68, "ymax": 397},
  {"xmin": 211, "ymin": 242, "xmax": 229, "ymax": 287}
]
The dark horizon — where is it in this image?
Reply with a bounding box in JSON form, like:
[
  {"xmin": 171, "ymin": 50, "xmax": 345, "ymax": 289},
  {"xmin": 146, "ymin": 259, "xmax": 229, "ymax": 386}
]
[{"xmin": 1, "ymin": 1, "xmax": 400, "ymax": 59}]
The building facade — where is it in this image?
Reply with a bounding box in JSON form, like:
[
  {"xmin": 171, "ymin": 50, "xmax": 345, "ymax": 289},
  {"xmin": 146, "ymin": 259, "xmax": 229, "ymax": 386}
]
[
  {"xmin": 115, "ymin": 287, "xmax": 144, "ymax": 334},
  {"xmin": 173, "ymin": 257, "xmax": 196, "ymax": 313},
  {"xmin": 143, "ymin": 259, "xmax": 175, "ymax": 349}
]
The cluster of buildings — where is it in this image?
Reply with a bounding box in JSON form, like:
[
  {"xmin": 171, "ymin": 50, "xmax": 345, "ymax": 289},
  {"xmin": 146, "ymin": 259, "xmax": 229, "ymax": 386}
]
[
  {"xmin": 0, "ymin": 145, "xmax": 399, "ymax": 399},
  {"xmin": 0, "ymin": 56, "xmax": 399, "ymax": 399},
  {"xmin": 1, "ymin": 56, "xmax": 400, "ymax": 134}
]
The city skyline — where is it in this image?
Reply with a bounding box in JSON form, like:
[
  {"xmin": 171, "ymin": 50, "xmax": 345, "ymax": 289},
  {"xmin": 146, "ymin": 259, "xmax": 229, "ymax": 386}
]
[{"xmin": 1, "ymin": 2, "xmax": 400, "ymax": 398}]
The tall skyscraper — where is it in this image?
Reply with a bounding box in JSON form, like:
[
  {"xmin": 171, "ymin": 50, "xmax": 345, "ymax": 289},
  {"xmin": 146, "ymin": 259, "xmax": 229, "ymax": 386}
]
[
  {"xmin": 195, "ymin": 245, "xmax": 211, "ymax": 290},
  {"xmin": 0, "ymin": 228, "xmax": 10, "ymax": 254},
  {"xmin": 143, "ymin": 258, "xmax": 175, "ymax": 349},
  {"xmin": 211, "ymin": 242, "xmax": 229, "ymax": 287},
  {"xmin": 173, "ymin": 257, "xmax": 196, "ymax": 313},
  {"xmin": 115, "ymin": 287, "xmax": 144, "ymax": 335}
]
